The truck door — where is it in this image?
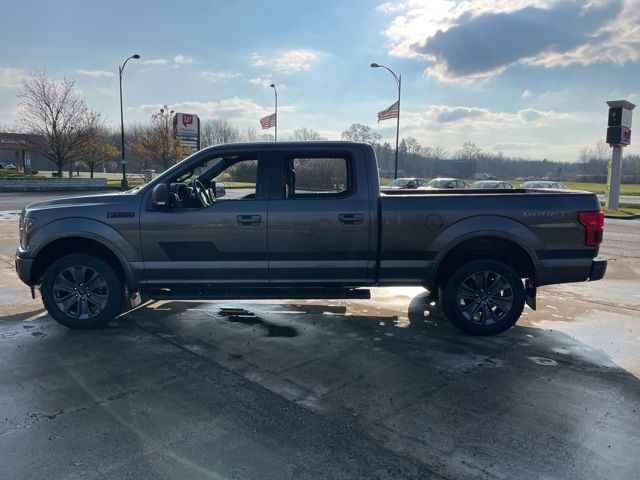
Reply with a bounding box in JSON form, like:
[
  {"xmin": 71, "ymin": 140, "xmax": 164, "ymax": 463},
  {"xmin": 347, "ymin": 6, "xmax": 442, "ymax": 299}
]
[
  {"xmin": 267, "ymin": 150, "xmax": 373, "ymax": 285},
  {"xmin": 139, "ymin": 152, "xmax": 270, "ymax": 287}
]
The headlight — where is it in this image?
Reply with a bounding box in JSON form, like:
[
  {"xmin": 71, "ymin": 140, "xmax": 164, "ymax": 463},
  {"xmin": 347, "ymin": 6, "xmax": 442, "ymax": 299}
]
[{"xmin": 19, "ymin": 213, "xmax": 36, "ymax": 249}]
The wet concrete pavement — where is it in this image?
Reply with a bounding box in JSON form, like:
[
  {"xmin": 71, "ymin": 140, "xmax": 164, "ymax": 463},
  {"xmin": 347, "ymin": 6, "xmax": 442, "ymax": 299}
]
[{"xmin": 1, "ymin": 195, "xmax": 640, "ymax": 479}]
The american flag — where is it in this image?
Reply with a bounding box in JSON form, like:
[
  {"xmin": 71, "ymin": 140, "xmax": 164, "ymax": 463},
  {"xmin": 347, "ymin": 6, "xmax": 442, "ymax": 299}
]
[
  {"xmin": 260, "ymin": 113, "xmax": 276, "ymax": 129},
  {"xmin": 377, "ymin": 101, "xmax": 399, "ymax": 122}
]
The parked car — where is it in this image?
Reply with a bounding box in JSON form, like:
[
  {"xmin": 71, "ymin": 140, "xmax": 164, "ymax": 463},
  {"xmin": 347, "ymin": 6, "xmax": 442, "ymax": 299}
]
[
  {"xmin": 515, "ymin": 177, "xmax": 526, "ymax": 181},
  {"xmin": 521, "ymin": 181, "xmax": 568, "ymax": 190},
  {"xmin": 380, "ymin": 177, "xmax": 428, "ymax": 191},
  {"xmin": 470, "ymin": 181, "xmax": 515, "ymax": 190},
  {"xmin": 16, "ymin": 141, "xmax": 605, "ymax": 336},
  {"xmin": 424, "ymin": 178, "xmax": 469, "ymax": 189}
]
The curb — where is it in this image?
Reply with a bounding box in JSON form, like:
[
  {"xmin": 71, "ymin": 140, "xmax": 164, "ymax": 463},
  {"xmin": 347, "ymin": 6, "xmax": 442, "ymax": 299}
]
[{"xmin": 604, "ymin": 214, "xmax": 640, "ymax": 220}]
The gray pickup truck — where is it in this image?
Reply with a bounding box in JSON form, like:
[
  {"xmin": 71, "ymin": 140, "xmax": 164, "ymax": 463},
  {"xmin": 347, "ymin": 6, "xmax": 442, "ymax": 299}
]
[{"xmin": 15, "ymin": 141, "xmax": 606, "ymax": 335}]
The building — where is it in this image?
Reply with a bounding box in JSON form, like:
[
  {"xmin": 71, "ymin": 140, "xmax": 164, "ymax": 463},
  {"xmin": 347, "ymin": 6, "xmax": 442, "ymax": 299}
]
[{"xmin": 0, "ymin": 133, "xmax": 56, "ymax": 172}]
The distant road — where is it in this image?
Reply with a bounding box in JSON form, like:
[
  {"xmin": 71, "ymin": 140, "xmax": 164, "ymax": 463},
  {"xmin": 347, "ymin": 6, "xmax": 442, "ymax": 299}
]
[{"xmin": 597, "ymin": 194, "xmax": 640, "ymax": 205}]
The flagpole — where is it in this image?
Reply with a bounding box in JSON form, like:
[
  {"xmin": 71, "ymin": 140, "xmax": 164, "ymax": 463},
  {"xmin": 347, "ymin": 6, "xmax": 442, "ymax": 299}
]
[
  {"xmin": 394, "ymin": 75, "xmax": 401, "ymax": 179},
  {"xmin": 270, "ymin": 83, "xmax": 278, "ymax": 141},
  {"xmin": 371, "ymin": 63, "xmax": 401, "ymax": 179}
]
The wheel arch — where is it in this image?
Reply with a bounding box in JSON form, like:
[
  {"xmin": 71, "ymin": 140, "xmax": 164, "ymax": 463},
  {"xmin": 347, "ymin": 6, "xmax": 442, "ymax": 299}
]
[
  {"xmin": 30, "ymin": 236, "xmax": 134, "ymax": 289},
  {"xmin": 428, "ymin": 217, "xmax": 539, "ymax": 290}
]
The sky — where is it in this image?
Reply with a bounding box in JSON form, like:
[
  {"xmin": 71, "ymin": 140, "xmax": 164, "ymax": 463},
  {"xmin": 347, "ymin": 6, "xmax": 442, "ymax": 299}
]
[{"xmin": 1, "ymin": 0, "xmax": 639, "ymax": 161}]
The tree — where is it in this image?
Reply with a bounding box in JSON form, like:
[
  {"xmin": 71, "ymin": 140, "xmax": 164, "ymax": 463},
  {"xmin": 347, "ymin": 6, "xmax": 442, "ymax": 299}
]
[
  {"xmin": 288, "ymin": 127, "xmax": 326, "ymax": 141},
  {"xmin": 201, "ymin": 118, "xmax": 242, "ymax": 147},
  {"xmin": 579, "ymin": 139, "xmax": 609, "ymax": 176},
  {"xmin": 78, "ymin": 131, "xmax": 119, "ymax": 178},
  {"xmin": 132, "ymin": 108, "xmax": 191, "ymax": 171},
  {"xmin": 454, "ymin": 142, "xmax": 481, "ymax": 162},
  {"xmin": 341, "ymin": 123, "xmax": 382, "ymax": 145},
  {"xmin": 400, "ymin": 137, "xmax": 422, "ymax": 155},
  {"xmin": 15, "ymin": 72, "xmax": 103, "ymax": 176}
]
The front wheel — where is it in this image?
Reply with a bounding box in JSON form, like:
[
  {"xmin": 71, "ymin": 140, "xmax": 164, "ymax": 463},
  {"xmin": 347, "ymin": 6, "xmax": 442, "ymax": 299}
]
[
  {"xmin": 441, "ymin": 260, "xmax": 525, "ymax": 336},
  {"xmin": 41, "ymin": 254, "xmax": 123, "ymax": 329}
]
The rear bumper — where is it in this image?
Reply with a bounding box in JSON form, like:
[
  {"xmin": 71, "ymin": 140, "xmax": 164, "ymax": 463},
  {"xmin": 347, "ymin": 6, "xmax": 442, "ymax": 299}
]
[
  {"xmin": 588, "ymin": 257, "xmax": 607, "ymax": 282},
  {"xmin": 536, "ymin": 257, "xmax": 607, "ymax": 286},
  {"xmin": 15, "ymin": 253, "xmax": 34, "ymax": 286}
]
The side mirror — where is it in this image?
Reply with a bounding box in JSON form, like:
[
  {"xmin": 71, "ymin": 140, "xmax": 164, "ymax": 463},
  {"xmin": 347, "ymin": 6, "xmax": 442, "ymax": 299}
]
[
  {"xmin": 151, "ymin": 183, "xmax": 169, "ymax": 209},
  {"xmin": 214, "ymin": 181, "xmax": 226, "ymax": 198}
]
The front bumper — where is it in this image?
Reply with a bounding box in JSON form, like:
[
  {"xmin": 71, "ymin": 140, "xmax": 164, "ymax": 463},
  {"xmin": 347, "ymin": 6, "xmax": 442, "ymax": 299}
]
[
  {"xmin": 589, "ymin": 257, "xmax": 607, "ymax": 281},
  {"xmin": 15, "ymin": 252, "xmax": 34, "ymax": 286}
]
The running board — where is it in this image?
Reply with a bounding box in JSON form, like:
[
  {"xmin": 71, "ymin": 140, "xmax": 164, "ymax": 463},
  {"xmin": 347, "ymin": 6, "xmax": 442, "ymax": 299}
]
[{"xmin": 148, "ymin": 287, "xmax": 371, "ymax": 301}]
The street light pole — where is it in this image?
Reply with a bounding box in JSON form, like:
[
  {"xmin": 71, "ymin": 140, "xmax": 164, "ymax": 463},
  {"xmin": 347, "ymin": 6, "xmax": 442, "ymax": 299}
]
[
  {"xmin": 270, "ymin": 83, "xmax": 278, "ymax": 141},
  {"xmin": 371, "ymin": 63, "xmax": 401, "ymax": 179},
  {"xmin": 118, "ymin": 53, "xmax": 140, "ymax": 190}
]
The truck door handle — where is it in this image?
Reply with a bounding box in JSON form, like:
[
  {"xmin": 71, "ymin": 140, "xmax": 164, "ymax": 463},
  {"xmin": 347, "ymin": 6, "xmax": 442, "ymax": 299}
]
[
  {"xmin": 236, "ymin": 215, "xmax": 262, "ymax": 226},
  {"xmin": 338, "ymin": 213, "xmax": 364, "ymax": 225}
]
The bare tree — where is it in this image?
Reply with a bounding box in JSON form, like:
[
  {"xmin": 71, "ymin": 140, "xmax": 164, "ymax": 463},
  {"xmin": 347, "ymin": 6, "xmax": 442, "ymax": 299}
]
[
  {"xmin": 454, "ymin": 142, "xmax": 481, "ymax": 162},
  {"xmin": 341, "ymin": 123, "xmax": 382, "ymax": 145},
  {"xmin": 399, "ymin": 137, "xmax": 422, "ymax": 155},
  {"xmin": 132, "ymin": 109, "xmax": 191, "ymax": 171},
  {"xmin": 201, "ymin": 118, "xmax": 242, "ymax": 147},
  {"xmin": 15, "ymin": 72, "xmax": 103, "ymax": 176},
  {"xmin": 77, "ymin": 129, "xmax": 119, "ymax": 178},
  {"xmin": 579, "ymin": 139, "xmax": 609, "ymax": 176},
  {"xmin": 288, "ymin": 127, "xmax": 326, "ymax": 141}
]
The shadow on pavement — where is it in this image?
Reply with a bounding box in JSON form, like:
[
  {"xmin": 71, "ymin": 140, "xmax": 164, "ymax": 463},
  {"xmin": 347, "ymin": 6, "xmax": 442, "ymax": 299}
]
[{"xmin": 114, "ymin": 291, "xmax": 640, "ymax": 479}]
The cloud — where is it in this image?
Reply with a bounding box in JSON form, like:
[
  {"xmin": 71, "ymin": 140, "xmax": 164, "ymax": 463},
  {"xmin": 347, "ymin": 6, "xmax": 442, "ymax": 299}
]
[
  {"xmin": 405, "ymin": 104, "xmax": 572, "ymax": 130},
  {"xmin": 77, "ymin": 69, "xmax": 115, "ymax": 78},
  {"xmin": 380, "ymin": 0, "xmax": 638, "ymax": 81},
  {"xmin": 129, "ymin": 97, "xmax": 293, "ymax": 124},
  {"xmin": 0, "ymin": 67, "xmax": 29, "ymax": 88},
  {"xmin": 252, "ymin": 49, "xmax": 319, "ymax": 73},
  {"xmin": 201, "ymin": 71, "xmax": 241, "ymax": 80},
  {"xmin": 173, "ymin": 55, "xmax": 193, "ymax": 65},
  {"xmin": 376, "ymin": 1, "xmax": 405, "ymax": 13},
  {"xmin": 96, "ymin": 87, "xmax": 116, "ymax": 97},
  {"xmin": 142, "ymin": 58, "xmax": 167, "ymax": 66},
  {"xmin": 521, "ymin": 89, "xmax": 533, "ymax": 99}
]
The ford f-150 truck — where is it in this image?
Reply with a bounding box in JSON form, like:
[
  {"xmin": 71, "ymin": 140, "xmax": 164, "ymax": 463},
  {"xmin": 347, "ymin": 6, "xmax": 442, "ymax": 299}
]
[{"xmin": 15, "ymin": 141, "xmax": 606, "ymax": 335}]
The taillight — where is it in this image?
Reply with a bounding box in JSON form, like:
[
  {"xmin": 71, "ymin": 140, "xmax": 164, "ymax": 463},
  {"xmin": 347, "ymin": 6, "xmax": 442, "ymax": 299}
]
[{"xmin": 578, "ymin": 211, "xmax": 604, "ymax": 247}]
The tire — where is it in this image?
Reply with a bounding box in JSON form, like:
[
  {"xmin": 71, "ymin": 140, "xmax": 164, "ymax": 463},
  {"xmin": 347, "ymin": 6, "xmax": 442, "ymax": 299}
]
[
  {"xmin": 441, "ymin": 260, "xmax": 525, "ymax": 336},
  {"xmin": 41, "ymin": 254, "xmax": 123, "ymax": 329}
]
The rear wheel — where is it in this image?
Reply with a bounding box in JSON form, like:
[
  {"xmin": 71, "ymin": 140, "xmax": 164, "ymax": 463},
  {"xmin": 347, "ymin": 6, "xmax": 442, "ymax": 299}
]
[
  {"xmin": 41, "ymin": 254, "xmax": 123, "ymax": 329},
  {"xmin": 441, "ymin": 260, "xmax": 525, "ymax": 336}
]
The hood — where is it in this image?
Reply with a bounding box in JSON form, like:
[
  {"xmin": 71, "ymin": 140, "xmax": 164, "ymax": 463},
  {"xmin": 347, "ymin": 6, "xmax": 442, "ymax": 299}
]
[{"xmin": 23, "ymin": 192, "xmax": 142, "ymax": 221}]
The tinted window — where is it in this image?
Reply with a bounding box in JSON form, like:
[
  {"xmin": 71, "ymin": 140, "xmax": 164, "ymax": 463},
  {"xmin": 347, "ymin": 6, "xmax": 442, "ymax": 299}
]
[{"xmin": 289, "ymin": 157, "xmax": 350, "ymax": 197}]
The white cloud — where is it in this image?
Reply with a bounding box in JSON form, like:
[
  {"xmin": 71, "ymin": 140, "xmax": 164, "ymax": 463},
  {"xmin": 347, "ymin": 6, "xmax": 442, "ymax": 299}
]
[
  {"xmin": 77, "ymin": 69, "xmax": 115, "ymax": 78},
  {"xmin": 129, "ymin": 97, "xmax": 293, "ymax": 124},
  {"xmin": 252, "ymin": 49, "xmax": 319, "ymax": 73},
  {"xmin": 379, "ymin": 0, "xmax": 640, "ymax": 82},
  {"xmin": 521, "ymin": 89, "xmax": 533, "ymax": 99},
  {"xmin": 0, "ymin": 67, "xmax": 29, "ymax": 88},
  {"xmin": 384, "ymin": 103, "xmax": 581, "ymax": 159},
  {"xmin": 201, "ymin": 71, "xmax": 241, "ymax": 80},
  {"xmin": 173, "ymin": 55, "xmax": 194, "ymax": 65},
  {"xmin": 96, "ymin": 87, "xmax": 116, "ymax": 97},
  {"xmin": 142, "ymin": 58, "xmax": 167, "ymax": 66},
  {"xmin": 376, "ymin": 2, "xmax": 405, "ymax": 13}
]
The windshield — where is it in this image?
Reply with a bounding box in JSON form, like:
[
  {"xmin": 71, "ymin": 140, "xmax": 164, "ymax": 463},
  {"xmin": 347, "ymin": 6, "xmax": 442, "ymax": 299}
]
[
  {"xmin": 426, "ymin": 179, "xmax": 450, "ymax": 188},
  {"xmin": 472, "ymin": 182, "xmax": 498, "ymax": 189},
  {"xmin": 387, "ymin": 179, "xmax": 410, "ymax": 187}
]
